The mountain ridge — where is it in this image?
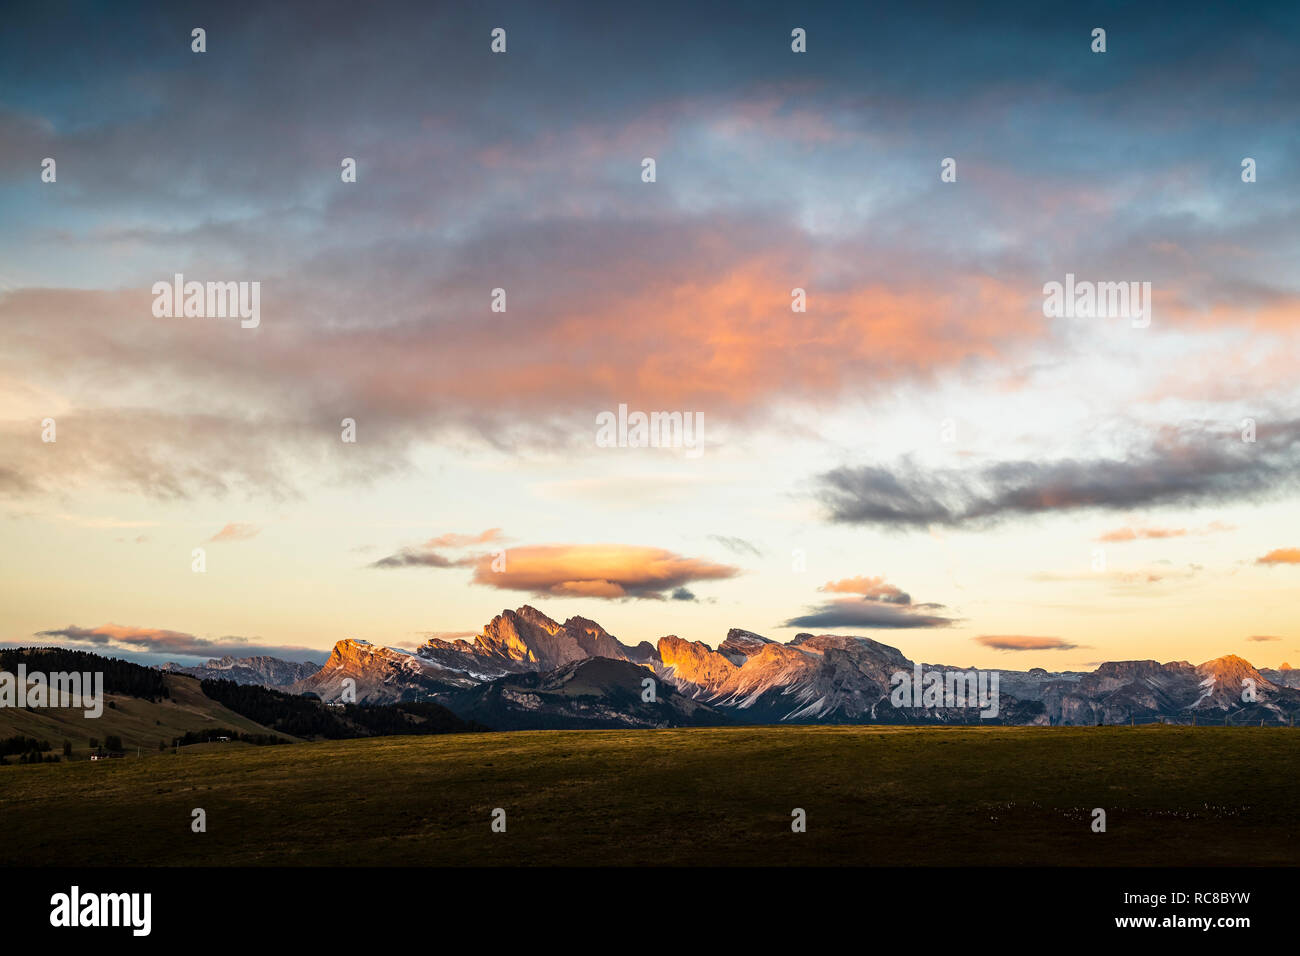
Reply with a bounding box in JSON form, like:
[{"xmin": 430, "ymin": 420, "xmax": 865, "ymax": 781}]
[{"xmin": 188, "ymin": 605, "xmax": 1300, "ymax": 729}]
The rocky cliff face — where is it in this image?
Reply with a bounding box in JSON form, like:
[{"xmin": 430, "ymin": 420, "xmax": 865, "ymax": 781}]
[
  {"xmin": 1262, "ymin": 663, "xmax": 1300, "ymax": 689},
  {"xmin": 1032, "ymin": 655, "xmax": 1296, "ymax": 725},
  {"xmin": 288, "ymin": 639, "xmax": 479, "ymax": 703},
  {"xmin": 475, "ymin": 606, "xmax": 575, "ymax": 668},
  {"xmin": 718, "ymin": 628, "xmax": 775, "ymax": 664},
  {"xmin": 657, "ymin": 634, "xmax": 737, "ymax": 696},
  {"xmin": 161, "ymin": 655, "xmax": 321, "ymax": 687},
  {"xmin": 419, "ymin": 606, "xmax": 637, "ymax": 675},
  {"xmin": 671, "ymin": 631, "xmax": 1001, "ymax": 723}
]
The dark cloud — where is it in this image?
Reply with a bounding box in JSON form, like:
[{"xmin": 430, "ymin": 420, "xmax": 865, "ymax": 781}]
[
  {"xmin": 371, "ymin": 529, "xmax": 506, "ymax": 568},
  {"xmin": 0, "ymin": 402, "xmax": 411, "ymax": 502},
  {"xmin": 28, "ymin": 624, "xmax": 324, "ymax": 664},
  {"xmin": 369, "ymin": 549, "xmax": 460, "ymax": 569},
  {"xmin": 816, "ymin": 421, "xmax": 1300, "ymax": 529},
  {"xmin": 708, "ymin": 535, "xmax": 763, "ymax": 558},
  {"xmin": 670, "ymin": 587, "xmax": 696, "ymax": 601},
  {"xmin": 782, "ymin": 597, "xmax": 953, "ymax": 630}
]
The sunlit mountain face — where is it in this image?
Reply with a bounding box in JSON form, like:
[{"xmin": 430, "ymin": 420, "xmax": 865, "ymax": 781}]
[
  {"xmin": 2, "ymin": 0, "xmax": 1298, "ymax": 677},
  {"xmin": 172, "ymin": 604, "xmax": 1297, "ymax": 729}
]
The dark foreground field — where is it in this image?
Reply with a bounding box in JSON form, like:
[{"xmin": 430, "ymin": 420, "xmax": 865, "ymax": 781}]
[{"xmin": 1, "ymin": 725, "xmax": 1296, "ymax": 866}]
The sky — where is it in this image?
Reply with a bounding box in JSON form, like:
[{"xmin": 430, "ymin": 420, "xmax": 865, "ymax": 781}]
[{"xmin": 2, "ymin": 0, "xmax": 1298, "ymax": 670}]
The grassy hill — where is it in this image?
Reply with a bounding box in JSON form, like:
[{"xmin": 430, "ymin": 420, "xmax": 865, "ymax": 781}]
[
  {"xmin": 0, "ymin": 724, "xmax": 1296, "ymax": 866},
  {"xmin": 0, "ymin": 673, "xmax": 292, "ymax": 759}
]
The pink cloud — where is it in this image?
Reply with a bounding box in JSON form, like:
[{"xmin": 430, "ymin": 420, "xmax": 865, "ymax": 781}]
[{"xmin": 209, "ymin": 522, "xmax": 260, "ymax": 542}]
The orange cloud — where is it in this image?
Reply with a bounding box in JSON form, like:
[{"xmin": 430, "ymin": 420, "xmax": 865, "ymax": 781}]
[
  {"xmin": 975, "ymin": 635, "xmax": 1080, "ymax": 651},
  {"xmin": 425, "ymin": 528, "xmax": 504, "ymax": 548},
  {"xmin": 300, "ymin": 263, "xmax": 1042, "ymax": 426},
  {"xmin": 464, "ymin": 544, "xmax": 740, "ymax": 600},
  {"xmin": 1157, "ymin": 288, "xmax": 1300, "ymax": 333},
  {"xmin": 819, "ymin": 575, "xmax": 910, "ymax": 604},
  {"xmin": 1097, "ymin": 521, "xmax": 1233, "ymax": 542},
  {"xmin": 1257, "ymin": 548, "xmax": 1300, "ymax": 565},
  {"xmin": 1097, "ymin": 526, "xmax": 1185, "ymax": 542}
]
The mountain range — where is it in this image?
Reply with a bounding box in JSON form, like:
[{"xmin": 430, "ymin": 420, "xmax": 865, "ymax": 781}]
[
  {"xmin": 156, "ymin": 606, "xmax": 1300, "ymax": 731},
  {"xmin": 161, "ymin": 655, "xmax": 321, "ymax": 687}
]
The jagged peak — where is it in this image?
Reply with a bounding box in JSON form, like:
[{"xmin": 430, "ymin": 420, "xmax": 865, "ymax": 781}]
[
  {"xmin": 501, "ymin": 605, "xmax": 562, "ymax": 631},
  {"xmin": 564, "ymin": 614, "xmax": 607, "ymax": 631}
]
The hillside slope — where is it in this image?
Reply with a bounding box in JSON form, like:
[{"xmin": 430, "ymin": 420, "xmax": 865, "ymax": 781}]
[{"xmin": 0, "ymin": 673, "xmax": 292, "ymax": 759}]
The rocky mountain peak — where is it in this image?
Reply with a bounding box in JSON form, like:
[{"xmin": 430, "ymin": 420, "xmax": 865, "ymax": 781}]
[
  {"xmin": 718, "ymin": 628, "xmax": 775, "ymax": 664},
  {"xmin": 260, "ymin": 606, "xmax": 1300, "ymax": 725},
  {"xmin": 513, "ymin": 605, "xmax": 563, "ymax": 630},
  {"xmin": 1196, "ymin": 654, "xmax": 1264, "ymax": 686},
  {"xmin": 657, "ymin": 634, "xmax": 737, "ymax": 693}
]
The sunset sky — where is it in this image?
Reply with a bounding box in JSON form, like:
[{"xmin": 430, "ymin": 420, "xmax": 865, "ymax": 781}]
[{"xmin": 2, "ymin": 1, "xmax": 1298, "ymax": 671}]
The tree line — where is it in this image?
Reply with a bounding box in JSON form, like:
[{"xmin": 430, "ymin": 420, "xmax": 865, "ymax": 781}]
[
  {"xmin": 199, "ymin": 679, "xmax": 486, "ymax": 739},
  {"xmin": 1, "ymin": 647, "xmax": 169, "ymax": 700}
]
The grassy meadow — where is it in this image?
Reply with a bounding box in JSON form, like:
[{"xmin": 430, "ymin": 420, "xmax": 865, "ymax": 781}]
[{"xmin": 1, "ymin": 725, "xmax": 1295, "ymax": 866}]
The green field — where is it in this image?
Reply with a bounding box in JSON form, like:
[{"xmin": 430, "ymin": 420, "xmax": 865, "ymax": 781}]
[{"xmin": 1, "ymin": 725, "xmax": 1295, "ymax": 866}]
